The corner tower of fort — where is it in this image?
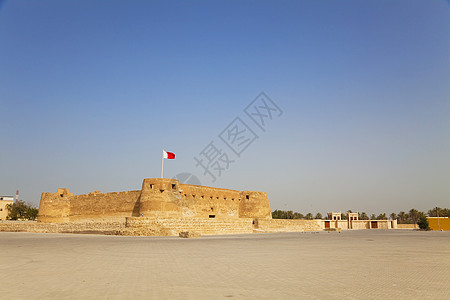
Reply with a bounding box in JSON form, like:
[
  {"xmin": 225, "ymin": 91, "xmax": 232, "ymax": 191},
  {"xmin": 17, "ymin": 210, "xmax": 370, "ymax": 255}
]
[{"xmin": 38, "ymin": 178, "xmax": 272, "ymax": 223}]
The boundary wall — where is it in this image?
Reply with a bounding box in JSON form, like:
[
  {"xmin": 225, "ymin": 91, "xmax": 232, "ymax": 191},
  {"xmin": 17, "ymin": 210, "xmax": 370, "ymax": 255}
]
[
  {"xmin": 428, "ymin": 217, "xmax": 450, "ymax": 231},
  {"xmin": 0, "ymin": 221, "xmax": 125, "ymax": 234},
  {"xmin": 323, "ymin": 219, "xmax": 397, "ymax": 230},
  {"xmin": 122, "ymin": 217, "xmax": 254, "ymax": 236},
  {"xmin": 397, "ymin": 224, "xmax": 419, "ymax": 229},
  {"xmin": 254, "ymin": 219, "xmax": 323, "ymax": 232},
  {"xmin": 1, "ymin": 218, "xmax": 402, "ymax": 236}
]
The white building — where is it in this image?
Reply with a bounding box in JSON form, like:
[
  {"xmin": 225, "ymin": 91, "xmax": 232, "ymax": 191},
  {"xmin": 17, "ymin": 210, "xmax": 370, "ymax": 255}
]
[{"xmin": 0, "ymin": 196, "xmax": 14, "ymax": 220}]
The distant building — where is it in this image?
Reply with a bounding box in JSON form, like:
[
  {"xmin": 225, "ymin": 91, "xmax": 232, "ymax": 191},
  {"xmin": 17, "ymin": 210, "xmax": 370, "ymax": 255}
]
[
  {"xmin": 325, "ymin": 211, "xmax": 396, "ymax": 230},
  {"xmin": 0, "ymin": 196, "xmax": 14, "ymax": 220},
  {"xmin": 327, "ymin": 212, "xmax": 342, "ymax": 220},
  {"xmin": 348, "ymin": 212, "xmax": 358, "ymax": 221}
]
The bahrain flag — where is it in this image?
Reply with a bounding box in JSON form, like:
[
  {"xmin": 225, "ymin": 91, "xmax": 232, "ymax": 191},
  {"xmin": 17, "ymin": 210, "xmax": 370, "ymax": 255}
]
[{"xmin": 163, "ymin": 150, "xmax": 175, "ymax": 159}]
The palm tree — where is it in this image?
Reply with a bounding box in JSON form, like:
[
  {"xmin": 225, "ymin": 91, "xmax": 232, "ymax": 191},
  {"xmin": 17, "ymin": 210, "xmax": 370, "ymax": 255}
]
[
  {"xmin": 390, "ymin": 212, "xmax": 397, "ymax": 220},
  {"xmin": 293, "ymin": 212, "xmax": 304, "ymax": 219},
  {"xmin": 417, "ymin": 211, "xmax": 426, "ymax": 219},
  {"xmin": 409, "ymin": 209, "xmax": 419, "ymax": 224},
  {"xmin": 360, "ymin": 212, "xmax": 369, "ymax": 220},
  {"xmin": 286, "ymin": 210, "xmax": 294, "ymax": 219},
  {"xmin": 398, "ymin": 211, "xmax": 407, "ymax": 224},
  {"xmin": 377, "ymin": 213, "xmax": 387, "ymax": 220},
  {"xmin": 427, "ymin": 207, "xmax": 449, "ymax": 217}
]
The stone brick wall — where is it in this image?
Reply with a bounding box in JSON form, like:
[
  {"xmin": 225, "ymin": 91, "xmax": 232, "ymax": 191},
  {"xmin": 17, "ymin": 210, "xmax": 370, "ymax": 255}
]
[
  {"xmin": 123, "ymin": 217, "xmax": 254, "ymax": 236},
  {"xmin": 239, "ymin": 191, "xmax": 272, "ymax": 219},
  {"xmin": 178, "ymin": 183, "xmax": 242, "ymax": 219},
  {"xmin": 38, "ymin": 188, "xmax": 72, "ymax": 223},
  {"xmin": 254, "ymin": 219, "xmax": 323, "ymax": 232},
  {"xmin": 397, "ymin": 224, "xmax": 418, "ymax": 229},
  {"xmin": 69, "ymin": 190, "xmax": 141, "ymax": 222},
  {"xmin": 0, "ymin": 221, "xmax": 125, "ymax": 234},
  {"xmin": 350, "ymin": 221, "xmax": 370, "ymax": 230}
]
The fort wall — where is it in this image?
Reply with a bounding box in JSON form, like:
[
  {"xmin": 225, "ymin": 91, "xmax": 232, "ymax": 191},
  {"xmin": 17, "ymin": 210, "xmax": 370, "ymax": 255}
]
[
  {"xmin": 38, "ymin": 178, "xmax": 272, "ymax": 223},
  {"xmin": 38, "ymin": 188, "xmax": 72, "ymax": 223},
  {"xmin": 69, "ymin": 190, "xmax": 141, "ymax": 222},
  {"xmin": 254, "ymin": 219, "xmax": 323, "ymax": 232},
  {"xmin": 178, "ymin": 182, "xmax": 242, "ymax": 219},
  {"xmin": 397, "ymin": 224, "xmax": 418, "ymax": 229},
  {"xmin": 0, "ymin": 220, "xmax": 125, "ymax": 234},
  {"xmin": 138, "ymin": 178, "xmax": 184, "ymax": 218},
  {"xmin": 239, "ymin": 191, "xmax": 272, "ymax": 219},
  {"xmin": 123, "ymin": 217, "xmax": 254, "ymax": 236}
]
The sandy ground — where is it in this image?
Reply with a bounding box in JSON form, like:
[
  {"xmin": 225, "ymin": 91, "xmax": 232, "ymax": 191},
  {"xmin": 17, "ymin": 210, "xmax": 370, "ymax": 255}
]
[{"xmin": 0, "ymin": 230, "xmax": 449, "ymax": 299}]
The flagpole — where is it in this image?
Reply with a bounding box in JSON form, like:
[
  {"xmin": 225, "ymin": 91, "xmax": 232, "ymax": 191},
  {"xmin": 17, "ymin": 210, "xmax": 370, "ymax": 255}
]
[{"xmin": 161, "ymin": 151, "xmax": 164, "ymax": 178}]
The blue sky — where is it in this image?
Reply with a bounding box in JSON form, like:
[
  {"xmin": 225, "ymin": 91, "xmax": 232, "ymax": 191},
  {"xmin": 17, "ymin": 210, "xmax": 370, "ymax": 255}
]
[{"xmin": 1, "ymin": 0, "xmax": 449, "ymax": 215}]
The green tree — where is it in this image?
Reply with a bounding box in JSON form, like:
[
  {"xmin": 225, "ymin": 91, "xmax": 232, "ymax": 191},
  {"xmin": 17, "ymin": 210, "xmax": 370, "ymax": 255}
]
[
  {"xmin": 305, "ymin": 213, "xmax": 313, "ymax": 220},
  {"xmin": 370, "ymin": 214, "xmax": 376, "ymax": 220},
  {"xmin": 272, "ymin": 210, "xmax": 279, "ymax": 219},
  {"xmin": 417, "ymin": 215, "xmax": 430, "ymax": 230},
  {"xmin": 272, "ymin": 210, "xmax": 289, "ymax": 219},
  {"xmin": 376, "ymin": 213, "xmax": 387, "ymax": 220},
  {"xmin": 315, "ymin": 213, "xmax": 323, "ymax": 220},
  {"xmin": 6, "ymin": 201, "xmax": 38, "ymax": 220},
  {"xmin": 27, "ymin": 207, "xmax": 39, "ymax": 220},
  {"xmin": 428, "ymin": 207, "xmax": 450, "ymax": 218},
  {"xmin": 398, "ymin": 211, "xmax": 408, "ymax": 224},
  {"xmin": 293, "ymin": 212, "xmax": 304, "ymax": 219},
  {"xmin": 409, "ymin": 209, "xmax": 419, "ymax": 224},
  {"xmin": 286, "ymin": 210, "xmax": 294, "ymax": 219},
  {"xmin": 360, "ymin": 212, "xmax": 369, "ymax": 220},
  {"xmin": 390, "ymin": 213, "xmax": 397, "ymax": 220}
]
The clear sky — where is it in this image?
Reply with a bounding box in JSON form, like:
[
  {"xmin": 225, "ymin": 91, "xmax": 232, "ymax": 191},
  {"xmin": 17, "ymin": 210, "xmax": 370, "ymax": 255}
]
[{"xmin": 1, "ymin": 0, "xmax": 449, "ymax": 216}]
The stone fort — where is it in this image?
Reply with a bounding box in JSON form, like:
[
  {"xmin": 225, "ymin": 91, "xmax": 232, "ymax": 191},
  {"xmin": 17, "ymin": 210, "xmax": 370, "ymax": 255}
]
[
  {"xmin": 37, "ymin": 178, "xmax": 275, "ymax": 235},
  {"xmin": 31, "ymin": 178, "xmax": 396, "ymax": 236}
]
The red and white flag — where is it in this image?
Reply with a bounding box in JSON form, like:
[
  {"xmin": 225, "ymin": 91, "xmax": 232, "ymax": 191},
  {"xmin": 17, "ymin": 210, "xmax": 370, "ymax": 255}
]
[{"xmin": 163, "ymin": 150, "xmax": 175, "ymax": 159}]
